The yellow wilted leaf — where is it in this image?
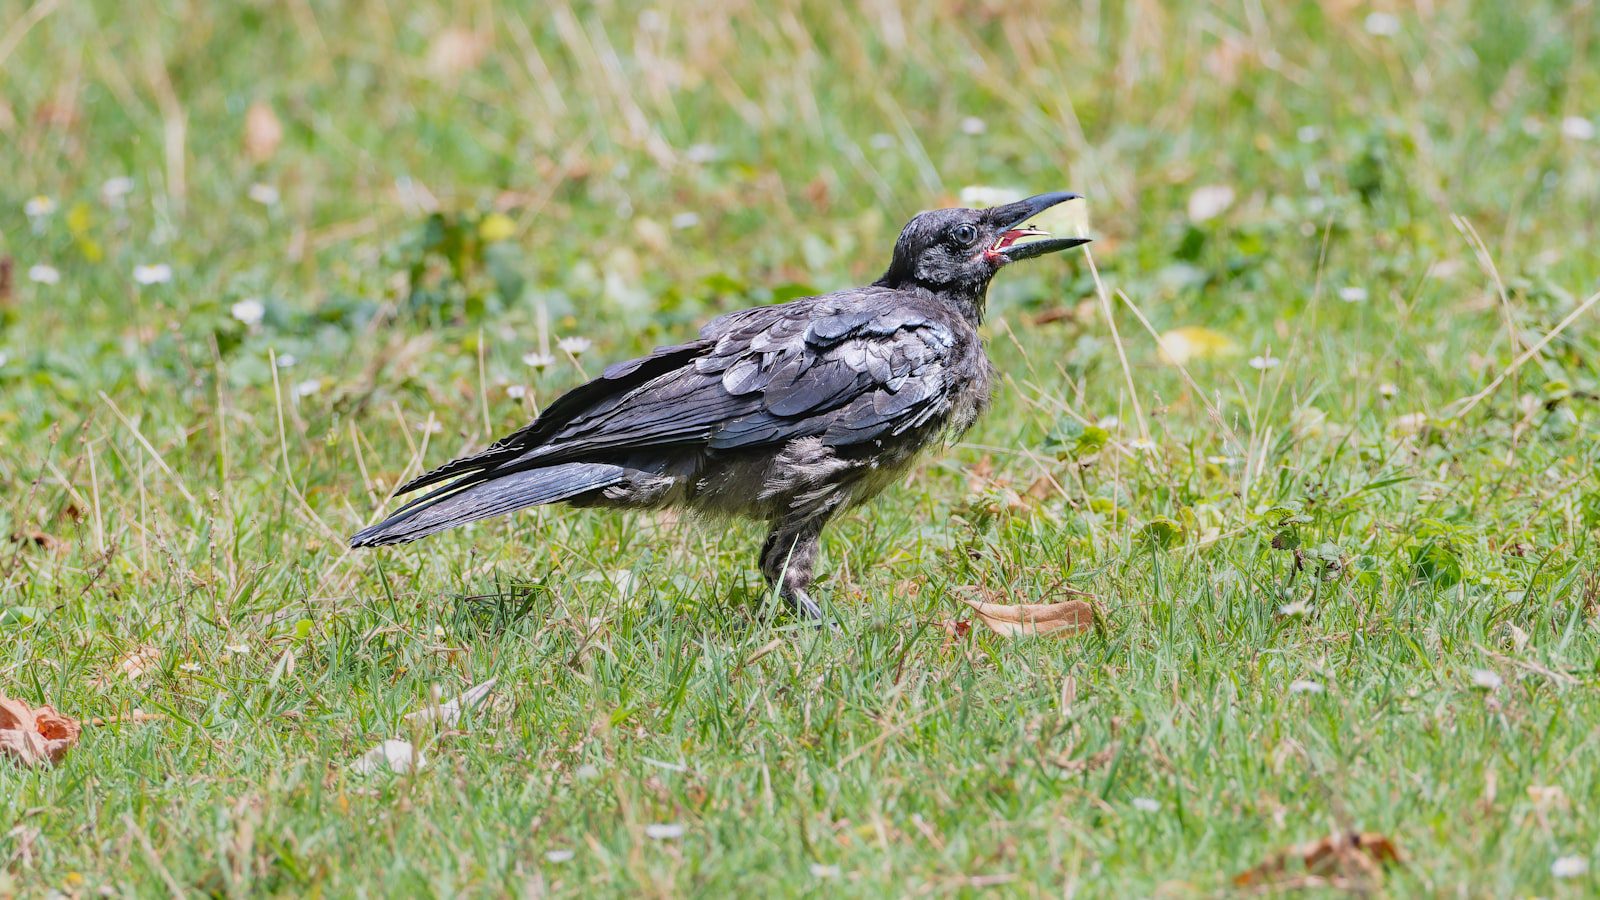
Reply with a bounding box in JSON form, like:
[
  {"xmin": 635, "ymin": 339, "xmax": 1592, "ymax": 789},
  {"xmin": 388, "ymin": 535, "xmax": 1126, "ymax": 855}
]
[
  {"xmin": 244, "ymin": 101, "xmax": 283, "ymax": 164},
  {"xmin": 478, "ymin": 212, "xmax": 516, "ymax": 243},
  {"xmin": 959, "ymin": 588, "xmax": 1096, "ymax": 638},
  {"xmin": 1157, "ymin": 326, "xmax": 1238, "ymax": 365}
]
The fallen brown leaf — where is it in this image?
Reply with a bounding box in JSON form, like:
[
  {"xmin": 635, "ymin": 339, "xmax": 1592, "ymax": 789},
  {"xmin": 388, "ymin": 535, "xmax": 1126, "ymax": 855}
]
[
  {"xmin": 958, "ymin": 588, "xmax": 1095, "ymax": 638},
  {"xmin": 243, "ymin": 101, "xmax": 282, "ymax": 164},
  {"xmin": 9, "ymin": 530, "xmax": 65, "ymax": 553},
  {"xmin": 0, "ymin": 694, "xmax": 80, "ymax": 767},
  {"xmin": 1233, "ymin": 832, "xmax": 1403, "ymax": 889},
  {"xmin": 427, "ymin": 27, "xmax": 487, "ymax": 77}
]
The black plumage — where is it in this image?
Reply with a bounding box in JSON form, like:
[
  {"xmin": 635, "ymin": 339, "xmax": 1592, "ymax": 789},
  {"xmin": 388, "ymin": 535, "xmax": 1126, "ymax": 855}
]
[{"xmin": 351, "ymin": 191, "xmax": 1089, "ymax": 620}]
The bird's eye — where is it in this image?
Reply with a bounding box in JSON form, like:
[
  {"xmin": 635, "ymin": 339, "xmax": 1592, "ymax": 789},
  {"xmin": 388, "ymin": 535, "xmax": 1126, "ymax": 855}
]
[{"xmin": 951, "ymin": 223, "xmax": 979, "ymax": 247}]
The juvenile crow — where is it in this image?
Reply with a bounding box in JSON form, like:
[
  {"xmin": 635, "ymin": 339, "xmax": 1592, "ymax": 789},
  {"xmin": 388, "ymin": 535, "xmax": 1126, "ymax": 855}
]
[{"xmin": 351, "ymin": 191, "xmax": 1089, "ymax": 620}]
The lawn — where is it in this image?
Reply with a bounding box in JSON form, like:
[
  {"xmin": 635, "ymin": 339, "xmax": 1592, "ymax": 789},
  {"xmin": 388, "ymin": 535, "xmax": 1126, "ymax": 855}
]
[{"xmin": 3, "ymin": 0, "xmax": 1599, "ymax": 895}]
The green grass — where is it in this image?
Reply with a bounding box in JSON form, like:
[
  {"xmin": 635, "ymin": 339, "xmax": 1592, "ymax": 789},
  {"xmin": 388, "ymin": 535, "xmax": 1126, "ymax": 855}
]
[{"xmin": 3, "ymin": 0, "xmax": 1600, "ymax": 894}]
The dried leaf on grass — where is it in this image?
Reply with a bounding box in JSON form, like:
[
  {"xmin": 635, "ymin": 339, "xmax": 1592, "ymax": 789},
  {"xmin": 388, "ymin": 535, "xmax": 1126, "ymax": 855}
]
[
  {"xmin": 957, "ymin": 587, "xmax": 1096, "ymax": 638},
  {"xmin": 243, "ymin": 101, "xmax": 282, "ymax": 164},
  {"xmin": 405, "ymin": 677, "xmax": 497, "ymax": 728},
  {"xmin": 350, "ymin": 739, "xmax": 424, "ymax": 776},
  {"xmin": 1233, "ymin": 832, "xmax": 1403, "ymax": 889},
  {"xmin": 9, "ymin": 530, "xmax": 65, "ymax": 553},
  {"xmin": 0, "ymin": 694, "xmax": 80, "ymax": 768}
]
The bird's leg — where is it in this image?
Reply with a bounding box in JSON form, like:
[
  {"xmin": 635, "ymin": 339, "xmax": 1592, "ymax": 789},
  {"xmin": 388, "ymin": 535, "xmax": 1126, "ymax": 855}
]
[{"xmin": 759, "ymin": 513, "xmax": 834, "ymax": 622}]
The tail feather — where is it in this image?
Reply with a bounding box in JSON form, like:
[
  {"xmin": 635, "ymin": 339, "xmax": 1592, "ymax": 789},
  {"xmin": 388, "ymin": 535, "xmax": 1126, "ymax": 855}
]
[{"xmin": 350, "ymin": 462, "xmax": 625, "ymax": 547}]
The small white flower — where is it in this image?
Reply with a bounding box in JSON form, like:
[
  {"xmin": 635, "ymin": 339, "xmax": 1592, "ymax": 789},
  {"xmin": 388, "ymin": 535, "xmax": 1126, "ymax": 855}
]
[
  {"xmin": 545, "ymin": 849, "xmax": 575, "ymax": 864},
  {"xmin": 644, "ymin": 823, "xmax": 685, "ymax": 840},
  {"xmin": 960, "ymin": 116, "xmax": 987, "ymax": 135},
  {"xmin": 418, "ymin": 419, "xmax": 443, "ymax": 435},
  {"xmin": 1130, "ymin": 438, "xmax": 1157, "ymax": 452},
  {"xmin": 1561, "ymin": 116, "xmax": 1596, "ymax": 141},
  {"xmin": 134, "ymin": 263, "xmax": 173, "ymax": 285},
  {"xmin": 24, "ymin": 195, "xmax": 56, "ymax": 218},
  {"xmin": 102, "ymin": 176, "xmax": 135, "ymax": 202},
  {"xmin": 670, "ymin": 211, "xmax": 701, "ymax": 230},
  {"xmin": 1296, "ymin": 125, "xmax": 1321, "ymax": 144},
  {"xmin": 1470, "ymin": 668, "xmax": 1502, "ymax": 690},
  {"xmin": 685, "ymin": 143, "xmax": 719, "ymax": 164},
  {"xmin": 809, "ymin": 863, "xmax": 841, "ymax": 878},
  {"xmin": 1187, "ymin": 185, "xmax": 1235, "ymax": 223},
  {"xmin": 1289, "ymin": 679, "xmax": 1324, "ymax": 695},
  {"xmin": 1552, "ymin": 856, "xmax": 1589, "ymax": 878},
  {"xmin": 1279, "ymin": 600, "xmax": 1310, "ymax": 617},
  {"xmin": 522, "ymin": 351, "xmax": 555, "ymax": 370},
  {"xmin": 248, "ymin": 183, "xmax": 281, "ymax": 206},
  {"xmin": 1378, "ymin": 382, "xmax": 1398, "ymax": 398},
  {"xmin": 28, "ymin": 264, "xmax": 60, "ymax": 285},
  {"xmin": 275, "ymin": 353, "xmax": 297, "ymax": 368},
  {"xmin": 1249, "ymin": 354, "xmax": 1280, "ymax": 370},
  {"xmin": 294, "ymin": 379, "xmax": 321, "ymax": 398},
  {"xmin": 1206, "ymin": 455, "xmax": 1237, "ymax": 466},
  {"xmin": 1337, "ymin": 286, "xmax": 1368, "ymax": 303},
  {"xmin": 1131, "ymin": 797, "xmax": 1160, "ymax": 812},
  {"xmin": 225, "ymin": 644, "xmax": 249, "ymax": 655},
  {"xmin": 506, "ymin": 384, "xmax": 527, "ymax": 399},
  {"xmin": 557, "ymin": 336, "xmax": 592, "ymax": 356},
  {"xmin": 574, "ymin": 763, "xmax": 600, "ymax": 780},
  {"xmin": 1364, "ymin": 12, "xmax": 1401, "ymax": 36},
  {"xmin": 230, "ymin": 298, "xmax": 265, "ymax": 325},
  {"xmin": 178, "ymin": 662, "xmax": 202, "ymax": 673},
  {"xmin": 868, "ymin": 133, "xmax": 895, "ymax": 150}
]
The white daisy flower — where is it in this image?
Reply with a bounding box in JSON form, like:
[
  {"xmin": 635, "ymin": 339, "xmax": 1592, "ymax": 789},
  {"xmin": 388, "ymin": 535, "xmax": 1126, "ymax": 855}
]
[
  {"xmin": 133, "ymin": 263, "xmax": 173, "ymax": 285},
  {"xmin": 960, "ymin": 116, "xmax": 987, "ymax": 135},
  {"xmin": 24, "ymin": 196, "xmax": 56, "ymax": 218},
  {"xmin": 1187, "ymin": 185, "xmax": 1235, "ymax": 223},
  {"xmin": 178, "ymin": 662, "xmax": 202, "ymax": 674},
  {"xmin": 545, "ymin": 849, "xmax": 574, "ymax": 864},
  {"xmin": 1561, "ymin": 117, "xmax": 1596, "ymax": 141},
  {"xmin": 248, "ymin": 183, "xmax": 281, "ymax": 206},
  {"xmin": 275, "ymin": 353, "xmax": 296, "ymax": 368},
  {"xmin": 1279, "ymin": 600, "xmax": 1310, "ymax": 617},
  {"xmin": 1364, "ymin": 12, "xmax": 1400, "ymax": 36},
  {"xmin": 102, "ymin": 176, "xmax": 135, "ymax": 203},
  {"xmin": 1337, "ymin": 286, "xmax": 1368, "ymax": 303},
  {"xmin": 522, "ymin": 351, "xmax": 555, "ymax": 370},
  {"xmin": 506, "ymin": 384, "xmax": 527, "ymax": 399},
  {"xmin": 684, "ymin": 143, "xmax": 719, "ymax": 164},
  {"xmin": 1552, "ymin": 856, "xmax": 1589, "ymax": 878},
  {"xmin": 1289, "ymin": 679, "xmax": 1324, "ymax": 695},
  {"xmin": 557, "ymin": 336, "xmax": 592, "ymax": 356},
  {"xmin": 28, "ymin": 264, "xmax": 60, "ymax": 285},
  {"xmin": 670, "ymin": 211, "xmax": 701, "ymax": 230},
  {"xmin": 230, "ymin": 298, "xmax": 265, "ymax": 325},
  {"xmin": 644, "ymin": 823, "xmax": 685, "ymax": 840},
  {"xmin": 294, "ymin": 379, "xmax": 321, "ymax": 398},
  {"xmin": 1131, "ymin": 797, "xmax": 1160, "ymax": 812},
  {"xmin": 1470, "ymin": 669, "xmax": 1502, "ymax": 690},
  {"xmin": 1249, "ymin": 355, "xmax": 1280, "ymax": 370},
  {"xmin": 1130, "ymin": 438, "xmax": 1157, "ymax": 452},
  {"xmin": 1378, "ymin": 383, "xmax": 1398, "ymax": 398}
]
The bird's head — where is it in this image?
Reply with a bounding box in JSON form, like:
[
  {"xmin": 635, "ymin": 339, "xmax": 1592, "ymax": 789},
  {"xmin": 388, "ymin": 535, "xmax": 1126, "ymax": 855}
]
[{"xmin": 875, "ymin": 191, "xmax": 1089, "ymax": 313}]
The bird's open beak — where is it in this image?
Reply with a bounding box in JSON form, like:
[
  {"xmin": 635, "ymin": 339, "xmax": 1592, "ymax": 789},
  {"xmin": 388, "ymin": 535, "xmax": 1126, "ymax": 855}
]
[{"xmin": 984, "ymin": 191, "xmax": 1091, "ymax": 262}]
